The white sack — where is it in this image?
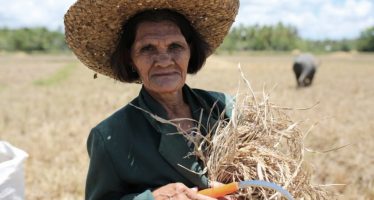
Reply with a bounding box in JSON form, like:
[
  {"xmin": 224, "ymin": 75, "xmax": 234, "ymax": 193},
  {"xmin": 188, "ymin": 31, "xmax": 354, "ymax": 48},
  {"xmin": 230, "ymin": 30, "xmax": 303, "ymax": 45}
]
[{"xmin": 0, "ymin": 141, "xmax": 28, "ymax": 200}]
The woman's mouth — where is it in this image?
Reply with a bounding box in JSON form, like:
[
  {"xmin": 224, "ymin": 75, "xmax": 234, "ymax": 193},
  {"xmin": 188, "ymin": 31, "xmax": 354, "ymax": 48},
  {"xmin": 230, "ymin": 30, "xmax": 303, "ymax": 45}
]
[{"xmin": 152, "ymin": 71, "xmax": 179, "ymax": 77}]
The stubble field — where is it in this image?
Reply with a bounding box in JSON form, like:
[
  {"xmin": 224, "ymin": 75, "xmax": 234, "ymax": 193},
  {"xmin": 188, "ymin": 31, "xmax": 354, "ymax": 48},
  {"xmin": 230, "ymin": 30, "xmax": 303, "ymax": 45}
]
[{"xmin": 0, "ymin": 52, "xmax": 373, "ymax": 199}]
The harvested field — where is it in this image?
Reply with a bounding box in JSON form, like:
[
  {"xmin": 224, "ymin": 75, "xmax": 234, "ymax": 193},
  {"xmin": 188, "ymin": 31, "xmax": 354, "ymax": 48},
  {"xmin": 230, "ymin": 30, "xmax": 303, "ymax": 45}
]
[{"xmin": 0, "ymin": 52, "xmax": 373, "ymax": 199}]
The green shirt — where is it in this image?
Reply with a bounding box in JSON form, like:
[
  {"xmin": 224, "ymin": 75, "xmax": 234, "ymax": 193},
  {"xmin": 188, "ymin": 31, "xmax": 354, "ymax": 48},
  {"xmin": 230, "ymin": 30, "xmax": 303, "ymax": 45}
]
[{"xmin": 86, "ymin": 85, "xmax": 233, "ymax": 200}]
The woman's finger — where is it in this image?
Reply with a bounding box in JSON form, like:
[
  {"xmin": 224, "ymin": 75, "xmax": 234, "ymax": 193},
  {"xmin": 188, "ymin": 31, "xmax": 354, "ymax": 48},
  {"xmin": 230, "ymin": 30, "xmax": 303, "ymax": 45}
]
[
  {"xmin": 185, "ymin": 188, "xmax": 217, "ymax": 200},
  {"xmin": 209, "ymin": 181, "xmax": 225, "ymax": 188}
]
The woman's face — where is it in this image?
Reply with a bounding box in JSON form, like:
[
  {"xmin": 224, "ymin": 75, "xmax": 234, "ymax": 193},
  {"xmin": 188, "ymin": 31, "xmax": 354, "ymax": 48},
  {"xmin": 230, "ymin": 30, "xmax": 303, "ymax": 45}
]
[{"xmin": 131, "ymin": 20, "xmax": 190, "ymax": 94}]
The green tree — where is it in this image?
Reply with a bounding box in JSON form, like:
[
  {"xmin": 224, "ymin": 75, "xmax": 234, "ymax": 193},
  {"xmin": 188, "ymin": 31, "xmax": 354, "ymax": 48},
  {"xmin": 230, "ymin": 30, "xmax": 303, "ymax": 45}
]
[{"xmin": 357, "ymin": 26, "xmax": 374, "ymax": 51}]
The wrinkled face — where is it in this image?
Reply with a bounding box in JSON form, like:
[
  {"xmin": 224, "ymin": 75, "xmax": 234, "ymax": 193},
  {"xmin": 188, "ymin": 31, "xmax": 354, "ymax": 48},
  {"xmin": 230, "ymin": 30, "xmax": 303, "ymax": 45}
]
[{"xmin": 131, "ymin": 20, "xmax": 190, "ymax": 94}]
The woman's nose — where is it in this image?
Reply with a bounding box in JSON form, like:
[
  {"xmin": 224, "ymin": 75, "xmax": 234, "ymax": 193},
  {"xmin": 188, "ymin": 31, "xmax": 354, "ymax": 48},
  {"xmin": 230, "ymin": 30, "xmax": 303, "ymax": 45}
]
[{"xmin": 154, "ymin": 53, "xmax": 173, "ymax": 67}]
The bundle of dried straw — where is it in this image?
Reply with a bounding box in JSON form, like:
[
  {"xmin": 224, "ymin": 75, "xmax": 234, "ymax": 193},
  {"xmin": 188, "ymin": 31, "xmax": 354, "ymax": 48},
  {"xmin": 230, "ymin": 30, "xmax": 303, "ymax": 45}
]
[{"xmin": 181, "ymin": 76, "xmax": 332, "ymax": 199}]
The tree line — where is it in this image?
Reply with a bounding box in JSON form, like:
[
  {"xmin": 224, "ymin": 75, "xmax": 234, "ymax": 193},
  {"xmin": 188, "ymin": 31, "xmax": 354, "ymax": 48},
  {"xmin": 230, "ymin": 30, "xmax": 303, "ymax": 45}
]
[
  {"xmin": 0, "ymin": 24, "xmax": 373, "ymax": 53},
  {"xmin": 218, "ymin": 23, "xmax": 374, "ymax": 53},
  {"xmin": 0, "ymin": 27, "xmax": 67, "ymax": 53}
]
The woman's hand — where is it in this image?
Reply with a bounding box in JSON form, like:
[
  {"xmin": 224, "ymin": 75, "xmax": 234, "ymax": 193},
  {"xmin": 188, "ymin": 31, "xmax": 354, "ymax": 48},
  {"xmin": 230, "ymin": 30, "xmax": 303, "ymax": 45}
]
[{"xmin": 152, "ymin": 182, "xmax": 216, "ymax": 200}]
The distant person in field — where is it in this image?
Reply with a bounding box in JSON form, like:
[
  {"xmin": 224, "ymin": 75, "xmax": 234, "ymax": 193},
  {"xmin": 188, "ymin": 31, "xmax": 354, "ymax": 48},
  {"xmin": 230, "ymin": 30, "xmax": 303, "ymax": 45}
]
[
  {"xmin": 293, "ymin": 53, "xmax": 319, "ymax": 87},
  {"xmin": 64, "ymin": 0, "xmax": 238, "ymax": 199}
]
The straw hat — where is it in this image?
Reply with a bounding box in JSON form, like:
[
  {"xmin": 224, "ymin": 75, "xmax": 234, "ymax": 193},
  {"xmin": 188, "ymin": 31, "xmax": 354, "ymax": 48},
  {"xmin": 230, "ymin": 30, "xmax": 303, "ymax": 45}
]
[{"xmin": 64, "ymin": 0, "xmax": 239, "ymax": 80}]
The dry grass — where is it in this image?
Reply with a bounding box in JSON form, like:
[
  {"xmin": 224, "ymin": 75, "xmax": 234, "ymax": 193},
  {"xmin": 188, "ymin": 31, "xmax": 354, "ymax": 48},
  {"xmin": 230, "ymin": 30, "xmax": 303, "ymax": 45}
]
[
  {"xmin": 183, "ymin": 72, "xmax": 330, "ymax": 199},
  {"xmin": 0, "ymin": 52, "xmax": 373, "ymax": 199}
]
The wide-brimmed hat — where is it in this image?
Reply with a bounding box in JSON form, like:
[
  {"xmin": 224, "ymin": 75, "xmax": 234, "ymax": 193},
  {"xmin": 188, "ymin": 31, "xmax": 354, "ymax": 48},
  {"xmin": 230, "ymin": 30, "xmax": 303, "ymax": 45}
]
[{"xmin": 64, "ymin": 0, "xmax": 239, "ymax": 80}]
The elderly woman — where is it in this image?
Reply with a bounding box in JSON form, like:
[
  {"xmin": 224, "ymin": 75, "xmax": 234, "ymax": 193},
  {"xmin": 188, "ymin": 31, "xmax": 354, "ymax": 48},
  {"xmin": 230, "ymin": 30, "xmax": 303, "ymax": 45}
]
[{"xmin": 64, "ymin": 1, "xmax": 239, "ymax": 200}]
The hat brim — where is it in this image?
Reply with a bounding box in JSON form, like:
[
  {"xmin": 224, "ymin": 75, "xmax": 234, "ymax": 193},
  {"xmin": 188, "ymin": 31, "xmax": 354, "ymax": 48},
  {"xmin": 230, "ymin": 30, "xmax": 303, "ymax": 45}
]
[{"xmin": 64, "ymin": 0, "xmax": 239, "ymax": 80}]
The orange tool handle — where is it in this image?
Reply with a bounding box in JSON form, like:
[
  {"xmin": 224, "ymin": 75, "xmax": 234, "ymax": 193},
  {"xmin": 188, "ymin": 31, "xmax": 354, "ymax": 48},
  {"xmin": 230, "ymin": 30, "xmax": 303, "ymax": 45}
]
[{"xmin": 198, "ymin": 182, "xmax": 239, "ymax": 198}]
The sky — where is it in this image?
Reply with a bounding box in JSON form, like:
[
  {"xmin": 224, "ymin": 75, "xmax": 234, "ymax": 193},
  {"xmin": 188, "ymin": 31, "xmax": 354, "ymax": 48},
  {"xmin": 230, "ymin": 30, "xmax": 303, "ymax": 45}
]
[{"xmin": 0, "ymin": 0, "xmax": 373, "ymax": 40}]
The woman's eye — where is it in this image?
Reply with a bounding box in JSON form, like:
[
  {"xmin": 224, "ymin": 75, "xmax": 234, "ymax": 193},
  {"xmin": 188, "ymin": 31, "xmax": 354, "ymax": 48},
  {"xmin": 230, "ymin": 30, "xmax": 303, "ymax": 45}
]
[
  {"xmin": 169, "ymin": 43, "xmax": 183, "ymax": 50},
  {"xmin": 140, "ymin": 45, "xmax": 155, "ymax": 52}
]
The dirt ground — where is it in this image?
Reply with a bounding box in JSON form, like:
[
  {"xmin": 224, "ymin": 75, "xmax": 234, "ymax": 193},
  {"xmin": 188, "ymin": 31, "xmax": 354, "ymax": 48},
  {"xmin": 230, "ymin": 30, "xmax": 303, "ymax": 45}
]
[{"xmin": 0, "ymin": 52, "xmax": 373, "ymax": 199}]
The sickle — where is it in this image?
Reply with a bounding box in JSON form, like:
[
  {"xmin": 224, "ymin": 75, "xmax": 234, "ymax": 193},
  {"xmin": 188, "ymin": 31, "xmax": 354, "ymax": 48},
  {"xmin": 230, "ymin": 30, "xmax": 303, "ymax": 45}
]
[{"xmin": 198, "ymin": 180, "xmax": 294, "ymax": 200}]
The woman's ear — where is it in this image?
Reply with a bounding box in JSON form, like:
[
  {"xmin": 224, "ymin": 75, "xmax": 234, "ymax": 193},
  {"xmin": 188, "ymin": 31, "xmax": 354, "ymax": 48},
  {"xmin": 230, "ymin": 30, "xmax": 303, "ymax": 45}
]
[
  {"xmin": 129, "ymin": 59, "xmax": 136, "ymax": 72},
  {"xmin": 131, "ymin": 65, "xmax": 137, "ymax": 72}
]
